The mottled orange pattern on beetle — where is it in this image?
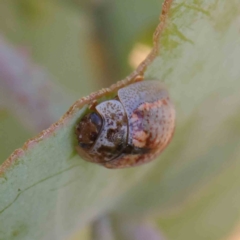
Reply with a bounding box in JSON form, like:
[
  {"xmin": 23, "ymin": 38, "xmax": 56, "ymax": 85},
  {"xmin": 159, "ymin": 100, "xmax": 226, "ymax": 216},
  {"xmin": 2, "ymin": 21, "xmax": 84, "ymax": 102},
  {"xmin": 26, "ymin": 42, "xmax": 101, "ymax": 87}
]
[
  {"xmin": 75, "ymin": 80, "xmax": 175, "ymax": 169},
  {"xmin": 103, "ymin": 96, "xmax": 175, "ymax": 169},
  {"xmin": 132, "ymin": 99, "xmax": 167, "ymax": 149}
]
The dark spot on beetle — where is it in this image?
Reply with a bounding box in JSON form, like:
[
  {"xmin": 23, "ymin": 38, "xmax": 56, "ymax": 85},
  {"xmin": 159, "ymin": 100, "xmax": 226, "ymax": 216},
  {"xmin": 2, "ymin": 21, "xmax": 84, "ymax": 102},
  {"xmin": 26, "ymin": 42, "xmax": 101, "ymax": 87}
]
[
  {"xmin": 90, "ymin": 132, "xmax": 98, "ymax": 141},
  {"xmin": 98, "ymin": 145, "xmax": 116, "ymax": 154},
  {"xmin": 107, "ymin": 128, "xmax": 125, "ymax": 146},
  {"xmin": 123, "ymin": 144, "xmax": 150, "ymax": 155},
  {"xmin": 75, "ymin": 112, "xmax": 103, "ymax": 149},
  {"xmin": 162, "ymin": 99, "xmax": 168, "ymax": 105},
  {"xmin": 79, "ymin": 143, "xmax": 92, "ymax": 149},
  {"xmin": 107, "ymin": 128, "xmax": 117, "ymax": 142},
  {"xmin": 110, "ymin": 113, "xmax": 116, "ymax": 119}
]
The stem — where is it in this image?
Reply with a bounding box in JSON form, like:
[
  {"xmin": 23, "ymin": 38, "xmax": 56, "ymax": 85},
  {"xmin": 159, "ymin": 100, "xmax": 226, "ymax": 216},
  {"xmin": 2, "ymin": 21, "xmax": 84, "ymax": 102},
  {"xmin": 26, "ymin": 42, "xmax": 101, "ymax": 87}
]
[
  {"xmin": 112, "ymin": 217, "xmax": 166, "ymax": 240},
  {"xmin": 0, "ymin": 36, "xmax": 74, "ymax": 133},
  {"xmin": 91, "ymin": 215, "xmax": 114, "ymax": 240}
]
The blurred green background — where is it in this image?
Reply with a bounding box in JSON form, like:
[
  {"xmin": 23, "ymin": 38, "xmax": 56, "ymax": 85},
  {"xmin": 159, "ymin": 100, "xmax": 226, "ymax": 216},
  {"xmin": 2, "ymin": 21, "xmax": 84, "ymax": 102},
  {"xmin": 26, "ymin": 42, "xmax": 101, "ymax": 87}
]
[
  {"xmin": 0, "ymin": 0, "xmax": 162, "ymax": 239},
  {"xmin": 0, "ymin": 0, "xmax": 161, "ymax": 163},
  {"xmin": 1, "ymin": 1, "xmax": 240, "ymax": 240}
]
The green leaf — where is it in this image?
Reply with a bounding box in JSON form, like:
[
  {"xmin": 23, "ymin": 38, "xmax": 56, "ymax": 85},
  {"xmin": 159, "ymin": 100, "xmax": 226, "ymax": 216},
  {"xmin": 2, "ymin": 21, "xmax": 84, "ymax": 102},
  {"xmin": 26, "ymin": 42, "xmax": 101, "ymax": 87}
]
[
  {"xmin": 0, "ymin": 111, "xmax": 31, "ymax": 164},
  {"xmin": 116, "ymin": 0, "xmax": 240, "ymax": 239},
  {"xmin": 1, "ymin": 0, "xmax": 240, "ymax": 240}
]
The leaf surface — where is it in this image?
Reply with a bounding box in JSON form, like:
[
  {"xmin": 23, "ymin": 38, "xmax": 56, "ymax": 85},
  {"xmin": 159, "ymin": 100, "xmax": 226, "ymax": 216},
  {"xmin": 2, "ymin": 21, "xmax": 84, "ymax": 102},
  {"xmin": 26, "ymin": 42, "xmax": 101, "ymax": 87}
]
[{"xmin": 1, "ymin": 0, "xmax": 240, "ymax": 240}]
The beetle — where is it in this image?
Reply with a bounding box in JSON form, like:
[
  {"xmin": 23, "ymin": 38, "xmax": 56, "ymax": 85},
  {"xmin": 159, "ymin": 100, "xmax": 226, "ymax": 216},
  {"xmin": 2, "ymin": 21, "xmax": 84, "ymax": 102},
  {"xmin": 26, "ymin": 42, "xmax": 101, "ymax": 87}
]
[{"xmin": 75, "ymin": 80, "xmax": 175, "ymax": 169}]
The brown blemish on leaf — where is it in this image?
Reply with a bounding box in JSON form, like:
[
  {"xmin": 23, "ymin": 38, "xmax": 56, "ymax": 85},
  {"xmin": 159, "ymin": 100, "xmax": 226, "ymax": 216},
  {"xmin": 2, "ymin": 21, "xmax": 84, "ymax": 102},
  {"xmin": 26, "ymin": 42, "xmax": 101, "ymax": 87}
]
[
  {"xmin": 11, "ymin": 223, "xmax": 28, "ymax": 238},
  {"xmin": 0, "ymin": 0, "xmax": 173, "ymax": 176}
]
